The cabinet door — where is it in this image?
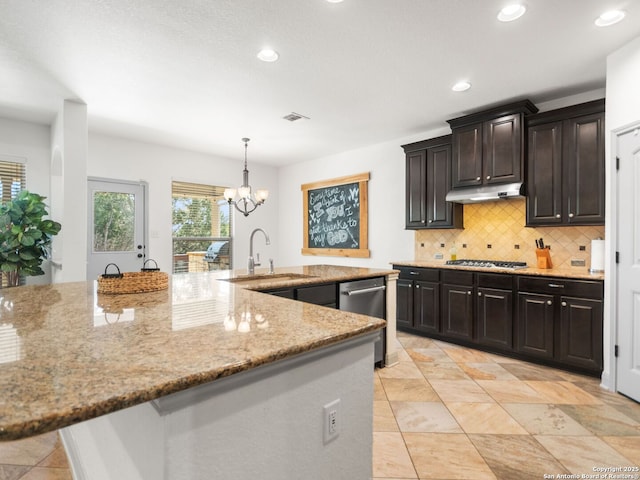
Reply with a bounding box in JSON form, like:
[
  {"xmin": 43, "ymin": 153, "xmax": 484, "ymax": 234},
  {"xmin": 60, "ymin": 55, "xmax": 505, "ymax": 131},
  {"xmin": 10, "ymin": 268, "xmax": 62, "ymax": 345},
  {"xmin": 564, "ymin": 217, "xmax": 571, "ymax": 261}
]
[
  {"xmin": 558, "ymin": 296, "xmax": 603, "ymax": 372},
  {"xmin": 483, "ymin": 113, "xmax": 522, "ymax": 184},
  {"xmin": 526, "ymin": 121, "xmax": 563, "ymax": 225},
  {"xmin": 451, "ymin": 122, "xmax": 483, "ymax": 188},
  {"xmin": 396, "ymin": 278, "xmax": 414, "ymax": 329},
  {"xmin": 517, "ymin": 293, "xmax": 554, "ymax": 359},
  {"xmin": 426, "ymin": 144, "xmax": 451, "ymax": 227},
  {"xmin": 414, "ymin": 280, "xmax": 440, "ymax": 334},
  {"xmin": 441, "ymin": 284, "xmax": 474, "ymax": 341},
  {"xmin": 477, "ymin": 287, "xmax": 513, "ymax": 351},
  {"xmin": 564, "ymin": 112, "xmax": 605, "ymax": 224},
  {"xmin": 406, "ymin": 150, "xmax": 427, "ymax": 228}
]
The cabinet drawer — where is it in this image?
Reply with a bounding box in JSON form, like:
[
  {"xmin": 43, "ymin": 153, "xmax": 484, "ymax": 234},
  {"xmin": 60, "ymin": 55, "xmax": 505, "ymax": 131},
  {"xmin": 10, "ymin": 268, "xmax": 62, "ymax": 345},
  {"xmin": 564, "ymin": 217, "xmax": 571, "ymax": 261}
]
[
  {"xmin": 295, "ymin": 283, "xmax": 337, "ymax": 306},
  {"xmin": 517, "ymin": 276, "xmax": 603, "ymax": 299},
  {"xmin": 395, "ymin": 266, "xmax": 439, "ymax": 282},
  {"xmin": 441, "ymin": 269, "xmax": 474, "ymax": 286},
  {"xmin": 477, "ymin": 273, "xmax": 514, "ymax": 290}
]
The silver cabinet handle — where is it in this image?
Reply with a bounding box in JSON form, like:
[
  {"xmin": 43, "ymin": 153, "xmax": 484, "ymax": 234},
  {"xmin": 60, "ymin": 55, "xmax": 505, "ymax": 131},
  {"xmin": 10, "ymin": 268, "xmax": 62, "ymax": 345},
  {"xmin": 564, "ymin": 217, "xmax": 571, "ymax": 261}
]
[
  {"xmin": 428, "ymin": 219, "xmax": 433, "ymax": 223},
  {"xmin": 343, "ymin": 285, "xmax": 386, "ymax": 296},
  {"xmin": 415, "ymin": 285, "xmax": 420, "ymax": 289},
  {"xmin": 548, "ymin": 283, "xmax": 565, "ymax": 288},
  {"xmin": 561, "ymin": 301, "xmax": 567, "ymax": 307},
  {"xmin": 476, "ymin": 176, "xmax": 481, "ymax": 181},
  {"xmin": 547, "ymin": 300, "xmax": 553, "ymax": 305},
  {"xmin": 568, "ymin": 213, "xmax": 574, "ymax": 218},
  {"xmin": 478, "ymin": 292, "xmax": 482, "ymax": 296},
  {"xmin": 555, "ymin": 214, "xmax": 561, "ymax": 218},
  {"xmin": 409, "ymin": 271, "xmax": 420, "ymax": 275},
  {"xmin": 486, "ymin": 175, "xmax": 491, "ymax": 180},
  {"xmin": 467, "ymin": 291, "xmax": 472, "ymax": 295}
]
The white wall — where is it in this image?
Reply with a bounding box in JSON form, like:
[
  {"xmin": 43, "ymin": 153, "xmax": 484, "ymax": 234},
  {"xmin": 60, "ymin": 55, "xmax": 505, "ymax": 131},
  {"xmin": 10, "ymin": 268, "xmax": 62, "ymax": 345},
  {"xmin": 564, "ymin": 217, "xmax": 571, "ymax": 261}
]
[
  {"xmin": 276, "ymin": 128, "xmax": 449, "ymax": 269},
  {"xmin": 603, "ymin": 34, "xmax": 640, "ymax": 390},
  {"xmin": 87, "ymin": 133, "xmax": 280, "ymax": 273}
]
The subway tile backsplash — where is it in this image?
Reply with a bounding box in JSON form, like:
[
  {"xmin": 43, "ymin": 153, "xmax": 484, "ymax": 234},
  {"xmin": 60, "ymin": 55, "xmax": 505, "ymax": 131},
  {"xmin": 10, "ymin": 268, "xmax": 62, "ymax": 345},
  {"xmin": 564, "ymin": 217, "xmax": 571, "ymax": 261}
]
[{"xmin": 414, "ymin": 199, "xmax": 605, "ymax": 270}]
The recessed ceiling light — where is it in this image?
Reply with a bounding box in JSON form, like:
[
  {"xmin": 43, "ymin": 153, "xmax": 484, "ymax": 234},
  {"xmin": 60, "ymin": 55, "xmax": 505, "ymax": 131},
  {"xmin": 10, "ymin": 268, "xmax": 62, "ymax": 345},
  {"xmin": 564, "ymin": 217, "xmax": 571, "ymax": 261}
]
[
  {"xmin": 595, "ymin": 10, "xmax": 625, "ymax": 27},
  {"xmin": 497, "ymin": 4, "xmax": 526, "ymax": 22},
  {"xmin": 257, "ymin": 48, "xmax": 279, "ymax": 62},
  {"xmin": 326, "ymin": 0, "xmax": 344, "ymax": 3},
  {"xmin": 452, "ymin": 81, "xmax": 471, "ymax": 92}
]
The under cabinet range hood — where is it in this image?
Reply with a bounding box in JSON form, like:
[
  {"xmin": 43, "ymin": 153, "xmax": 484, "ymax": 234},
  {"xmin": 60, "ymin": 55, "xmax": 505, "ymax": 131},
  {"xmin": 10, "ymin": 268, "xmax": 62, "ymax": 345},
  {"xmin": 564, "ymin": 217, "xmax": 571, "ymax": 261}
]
[{"xmin": 445, "ymin": 182, "xmax": 525, "ymax": 204}]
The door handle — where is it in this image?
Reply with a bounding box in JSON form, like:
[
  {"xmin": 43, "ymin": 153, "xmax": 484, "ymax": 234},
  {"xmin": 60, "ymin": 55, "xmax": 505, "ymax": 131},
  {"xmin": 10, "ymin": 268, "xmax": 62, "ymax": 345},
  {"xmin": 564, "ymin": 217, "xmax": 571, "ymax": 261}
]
[{"xmin": 342, "ymin": 285, "xmax": 386, "ymax": 296}]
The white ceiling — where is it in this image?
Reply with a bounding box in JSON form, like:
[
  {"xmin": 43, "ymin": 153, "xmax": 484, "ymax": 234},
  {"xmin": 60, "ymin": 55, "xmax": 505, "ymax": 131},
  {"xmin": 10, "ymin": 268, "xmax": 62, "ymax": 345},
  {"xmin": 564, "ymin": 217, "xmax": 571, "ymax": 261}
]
[{"xmin": 0, "ymin": 0, "xmax": 639, "ymax": 166}]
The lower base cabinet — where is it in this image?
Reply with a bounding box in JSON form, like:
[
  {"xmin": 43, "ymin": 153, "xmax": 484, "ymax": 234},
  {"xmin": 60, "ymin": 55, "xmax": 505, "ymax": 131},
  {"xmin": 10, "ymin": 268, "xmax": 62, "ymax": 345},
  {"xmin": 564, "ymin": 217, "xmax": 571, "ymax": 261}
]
[{"xmin": 394, "ymin": 265, "xmax": 604, "ymax": 376}]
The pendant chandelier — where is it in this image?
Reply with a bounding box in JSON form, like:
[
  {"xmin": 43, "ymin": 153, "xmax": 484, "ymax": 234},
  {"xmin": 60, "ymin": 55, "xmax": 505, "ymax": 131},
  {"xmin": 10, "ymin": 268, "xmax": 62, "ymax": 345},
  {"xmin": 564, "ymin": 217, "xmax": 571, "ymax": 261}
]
[{"xmin": 224, "ymin": 138, "xmax": 269, "ymax": 217}]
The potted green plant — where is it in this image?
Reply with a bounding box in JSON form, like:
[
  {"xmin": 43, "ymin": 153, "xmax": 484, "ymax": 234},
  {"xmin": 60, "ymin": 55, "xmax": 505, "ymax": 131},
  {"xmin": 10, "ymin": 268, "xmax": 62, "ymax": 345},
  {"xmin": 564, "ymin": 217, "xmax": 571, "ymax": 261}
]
[{"xmin": 0, "ymin": 190, "xmax": 61, "ymax": 287}]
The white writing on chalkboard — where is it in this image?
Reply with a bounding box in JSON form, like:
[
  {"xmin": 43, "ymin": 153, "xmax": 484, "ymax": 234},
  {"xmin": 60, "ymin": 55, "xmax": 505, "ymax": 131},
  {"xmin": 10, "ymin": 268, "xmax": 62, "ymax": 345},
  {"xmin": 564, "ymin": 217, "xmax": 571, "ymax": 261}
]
[{"xmin": 307, "ymin": 183, "xmax": 360, "ymax": 249}]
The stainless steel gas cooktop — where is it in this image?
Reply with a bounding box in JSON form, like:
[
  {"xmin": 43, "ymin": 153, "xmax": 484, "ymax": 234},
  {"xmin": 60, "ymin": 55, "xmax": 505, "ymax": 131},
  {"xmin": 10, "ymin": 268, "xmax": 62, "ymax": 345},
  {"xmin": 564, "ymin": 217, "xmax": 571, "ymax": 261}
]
[{"xmin": 445, "ymin": 259, "xmax": 528, "ymax": 269}]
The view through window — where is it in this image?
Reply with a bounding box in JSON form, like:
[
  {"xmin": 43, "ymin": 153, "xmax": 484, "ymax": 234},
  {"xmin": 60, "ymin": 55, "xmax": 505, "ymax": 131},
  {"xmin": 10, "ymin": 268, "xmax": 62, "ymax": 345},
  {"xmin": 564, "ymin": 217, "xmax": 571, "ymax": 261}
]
[{"xmin": 171, "ymin": 181, "xmax": 232, "ymax": 273}]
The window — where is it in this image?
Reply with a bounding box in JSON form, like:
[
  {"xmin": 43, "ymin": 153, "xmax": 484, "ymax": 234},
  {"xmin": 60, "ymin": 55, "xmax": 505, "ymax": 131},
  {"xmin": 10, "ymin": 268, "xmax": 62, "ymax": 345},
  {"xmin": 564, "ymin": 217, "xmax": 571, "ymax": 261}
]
[
  {"xmin": 0, "ymin": 157, "xmax": 26, "ymax": 287},
  {"xmin": 171, "ymin": 181, "xmax": 232, "ymax": 273}
]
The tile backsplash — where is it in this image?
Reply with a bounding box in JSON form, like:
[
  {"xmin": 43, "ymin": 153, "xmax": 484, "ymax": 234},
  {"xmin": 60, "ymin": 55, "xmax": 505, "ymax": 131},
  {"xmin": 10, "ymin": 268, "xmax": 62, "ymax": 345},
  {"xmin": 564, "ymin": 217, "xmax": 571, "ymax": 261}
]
[{"xmin": 414, "ymin": 199, "xmax": 605, "ymax": 270}]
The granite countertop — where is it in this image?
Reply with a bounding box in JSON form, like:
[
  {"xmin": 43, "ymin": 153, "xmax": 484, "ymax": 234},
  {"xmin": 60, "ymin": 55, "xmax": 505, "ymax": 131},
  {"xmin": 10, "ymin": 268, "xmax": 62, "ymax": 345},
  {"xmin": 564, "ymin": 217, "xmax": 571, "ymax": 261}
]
[
  {"xmin": 391, "ymin": 261, "xmax": 604, "ymax": 281},
  {"xmin": 0, "ymin": 265, "xmax": 393, "ymax": 441}
]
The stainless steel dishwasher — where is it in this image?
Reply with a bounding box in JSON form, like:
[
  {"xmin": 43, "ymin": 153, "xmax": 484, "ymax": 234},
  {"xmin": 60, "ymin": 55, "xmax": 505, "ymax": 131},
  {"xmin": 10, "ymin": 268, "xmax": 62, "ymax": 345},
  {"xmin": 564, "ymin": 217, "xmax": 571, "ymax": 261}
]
[{"xmin": 338, "ymin": 277, "xmax": 386, "ymax": 366}]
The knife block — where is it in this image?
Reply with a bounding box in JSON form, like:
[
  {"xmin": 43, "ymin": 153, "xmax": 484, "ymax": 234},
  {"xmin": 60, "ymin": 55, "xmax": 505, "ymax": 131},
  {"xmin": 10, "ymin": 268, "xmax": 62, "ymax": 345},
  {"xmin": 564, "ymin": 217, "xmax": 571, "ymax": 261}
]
[{"xmin": 536, "ymin": 248, "xmax": 553, "ymax": 269}]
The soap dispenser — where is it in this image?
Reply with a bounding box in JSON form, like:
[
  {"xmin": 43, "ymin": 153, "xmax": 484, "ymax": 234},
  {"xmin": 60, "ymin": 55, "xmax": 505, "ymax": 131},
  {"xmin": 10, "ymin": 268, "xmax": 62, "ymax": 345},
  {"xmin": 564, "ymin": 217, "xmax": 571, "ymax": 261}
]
[{"xmin": 449, "ymin": 243, "xmax": 457, "ymax": 261}]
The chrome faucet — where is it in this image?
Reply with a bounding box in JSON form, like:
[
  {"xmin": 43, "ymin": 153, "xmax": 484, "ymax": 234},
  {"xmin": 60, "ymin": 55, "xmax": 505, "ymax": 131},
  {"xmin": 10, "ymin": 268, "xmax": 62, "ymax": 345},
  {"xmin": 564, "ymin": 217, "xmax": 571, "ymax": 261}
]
[{"xmin": 248, "ymin": 228, "xmax": 270, "ymax": 275}]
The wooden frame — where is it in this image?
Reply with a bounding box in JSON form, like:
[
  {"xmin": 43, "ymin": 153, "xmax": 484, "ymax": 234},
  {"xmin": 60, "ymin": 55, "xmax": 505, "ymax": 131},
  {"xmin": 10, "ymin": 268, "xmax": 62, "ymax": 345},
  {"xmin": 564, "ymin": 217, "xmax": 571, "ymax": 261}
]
[{"xmin": 301, "ymin": 172, "xmax": 370, "ymax": 258}]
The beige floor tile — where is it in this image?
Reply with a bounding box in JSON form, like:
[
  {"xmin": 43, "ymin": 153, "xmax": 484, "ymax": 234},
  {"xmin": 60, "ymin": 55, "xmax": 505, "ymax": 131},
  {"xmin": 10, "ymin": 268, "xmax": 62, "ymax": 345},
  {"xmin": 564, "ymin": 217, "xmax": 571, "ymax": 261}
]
[
  {"xmin": 398, "ymin": 334, "xmax": 438, "ymax": 349},
  {"xmin": 557, "ymin": 404, "xmax": 640, "ymax": 436},
  {"xmin": 502, "ymin": 403, "xmax": 593, "ymax": 435},
  {"xmin": 403, "ymin": 433, "xmax": 496, "ymax": 480},
  {"xmin": 469, "ymin": 434, "xmax": 570, "ymax": 478},
  {"xmin": 372, "ymin": 432, "xmax": 417, "ymax": 479},
  {"xmin": 525, "ymin": 381, "xmax": 603, "ymax": 405},
  {"xmin": 0, "ymin": 432, "xmax": 59, "ymax": 465},
  {"xmin": 429, "ymin": 379, "xmax": 493, "ymax": 403},
  {"xmin": 18, "ymin": 467, "xmax": 73, "ymax": 480},
  {"xmin": 415, "ymin": 361, "xmax": 470, "ymax": 380},
  {"xmin": 38, "ymin": 444, "xmax": 69, "ymax": 469},
  {"xmin": 459, "ymin": 362, "xmax": 518, "ymax": 380},
  {"xmin": 396, "ymin": 348, "xmax": 413, "ymax": 362},
  {"xmin": 408, "ymin": 348, "xmax": 455, "ymax": 363},
  {"xmin": 374, "ymin": 375, "xmax": 387, "ymax": 401},
  {"xmin": 442, "ymin": 348, "xmax": 494, "ymax": 364},
  {"xmin": 601, "ymin": 436, "xmax": 640, "ymax": 465},
  {"xmin": 0, "ymin": 465, "xmax": 31, "ymax": 480},
  {"xmin": 390, "ymin": 402, "xmax": 462, "ymax": 433},
  {"xmin": 476, "ymin": 380, "xmax": 549, "ymax": 403},
  {"xmin": 535, "ymin": 435, "xmax": 635, "ymax": 473},
  {"xmin": 500, "ymin": 362, "xmax": 566, "ymax": 381},
  {"xmin": 377, "ymin": 360, "xmax": 424, "ymax": 379},
  {"xmin": 381, "ymin": 378, "xmax": 440, "ymax": 402},
  {"xmin": 446, "ymin": 402, "xmax": 528, "ymax": 434},
  {"xmin": 374, "ymin": 401, "xmax": 399, "ymax": 432}
]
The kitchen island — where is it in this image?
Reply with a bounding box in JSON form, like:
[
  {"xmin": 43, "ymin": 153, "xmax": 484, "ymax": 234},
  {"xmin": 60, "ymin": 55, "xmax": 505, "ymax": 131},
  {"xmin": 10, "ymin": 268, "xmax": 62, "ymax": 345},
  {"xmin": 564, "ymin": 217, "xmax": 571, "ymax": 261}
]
[{"xmin": 0, "ymin": 265, "xmax": 396, "ymax": 480}]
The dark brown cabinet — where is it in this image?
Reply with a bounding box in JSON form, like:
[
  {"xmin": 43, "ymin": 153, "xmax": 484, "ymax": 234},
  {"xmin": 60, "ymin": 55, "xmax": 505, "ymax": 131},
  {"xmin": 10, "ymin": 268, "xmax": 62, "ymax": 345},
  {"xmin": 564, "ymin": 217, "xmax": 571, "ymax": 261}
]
[
  {"xmin": 526, "ymin": 99, "xmax": 605, "ymax": 226},
  {"xmin": 395, "ymin": 266, "xmax": 440, "ymax": 334},
  {"xmin": 394, "ymin": 264, "xmax": 604, "ymax": 376},
  {"xmin": 402, "ymin": 136, "xmax": 463, "ymax": 229},
  {"xmin": 441, "ymin": 270, "xmax": 474, "ymax": 341},
  {"xmin": 516, "ymin": 276, "xmax": 603, "ymax": 373},
  {"xmin": 448, "ymin": 100, "xmax": 538, "ymax": 189},
  {"xmin": 476, "ymin": 274, "xmax": 514, "ymax": 351}
]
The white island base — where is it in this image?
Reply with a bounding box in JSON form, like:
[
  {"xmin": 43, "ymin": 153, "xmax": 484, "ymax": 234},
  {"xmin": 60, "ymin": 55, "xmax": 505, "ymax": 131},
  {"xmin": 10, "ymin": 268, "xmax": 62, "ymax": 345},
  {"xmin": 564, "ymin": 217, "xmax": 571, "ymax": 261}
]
[{"xmin": 60, "ymin": 333, "xmax": 378, "ymax": 480}]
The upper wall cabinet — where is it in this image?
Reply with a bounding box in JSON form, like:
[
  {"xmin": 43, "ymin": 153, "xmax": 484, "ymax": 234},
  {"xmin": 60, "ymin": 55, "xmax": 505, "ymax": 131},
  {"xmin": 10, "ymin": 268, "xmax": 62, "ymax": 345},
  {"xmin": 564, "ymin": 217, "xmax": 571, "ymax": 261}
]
[
  {"xmin": 447, "ymin": 100, "xmax": 538, "ymax": 189},
  {"xmin": 526, "ymin": 99, "xmax": 605, "ymax": 226},
  {"xmin": 402, "ymin": 135, "xmax": 463, "ymax": 229}
]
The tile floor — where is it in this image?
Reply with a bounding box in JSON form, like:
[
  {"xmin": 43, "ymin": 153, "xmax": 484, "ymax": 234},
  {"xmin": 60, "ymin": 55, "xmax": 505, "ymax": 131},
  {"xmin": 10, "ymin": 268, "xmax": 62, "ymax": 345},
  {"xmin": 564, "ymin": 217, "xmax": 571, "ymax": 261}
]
[
  {"xmin": 373, "ymin": 332, "xmax": 640, "ymax": 480},
  {"xmin": 1, "ymin": 331, "xmax": 638, "ymax": 480}
]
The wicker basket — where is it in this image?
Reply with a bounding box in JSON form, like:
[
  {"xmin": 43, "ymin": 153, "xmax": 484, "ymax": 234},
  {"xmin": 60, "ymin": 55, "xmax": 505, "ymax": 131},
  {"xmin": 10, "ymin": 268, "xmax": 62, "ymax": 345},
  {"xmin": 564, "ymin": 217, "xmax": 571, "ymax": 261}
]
[{"xmin": 97, "ymin": 262, "xmax": 169, "ymax": 294}]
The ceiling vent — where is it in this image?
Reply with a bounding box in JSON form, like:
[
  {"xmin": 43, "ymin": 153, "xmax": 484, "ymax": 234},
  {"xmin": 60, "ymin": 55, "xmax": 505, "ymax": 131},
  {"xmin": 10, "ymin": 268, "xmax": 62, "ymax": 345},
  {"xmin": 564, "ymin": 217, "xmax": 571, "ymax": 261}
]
[{"xmin": 283, "ymin": 112, "xmax": 310, "ymax": 122}]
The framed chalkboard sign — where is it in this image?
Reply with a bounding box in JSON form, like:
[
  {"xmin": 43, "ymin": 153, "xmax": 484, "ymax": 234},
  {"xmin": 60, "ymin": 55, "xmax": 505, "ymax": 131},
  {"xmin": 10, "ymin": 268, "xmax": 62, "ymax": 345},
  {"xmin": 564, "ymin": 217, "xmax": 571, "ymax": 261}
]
[{"xmin": 301, "ymin": 172, "xmax": 370, "ymax": 258}]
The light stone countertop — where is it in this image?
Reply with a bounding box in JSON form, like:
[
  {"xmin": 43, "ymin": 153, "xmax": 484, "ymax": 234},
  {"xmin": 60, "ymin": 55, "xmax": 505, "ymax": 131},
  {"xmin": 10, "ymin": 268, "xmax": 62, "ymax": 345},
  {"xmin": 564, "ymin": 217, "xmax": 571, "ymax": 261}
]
[
  {"xmin": 0, "ymin": 265, "xmax": 394, "ymax": 441},
  {"xmin": 391, "ymin": 261, "xmax": 604, "ymax": 281}
]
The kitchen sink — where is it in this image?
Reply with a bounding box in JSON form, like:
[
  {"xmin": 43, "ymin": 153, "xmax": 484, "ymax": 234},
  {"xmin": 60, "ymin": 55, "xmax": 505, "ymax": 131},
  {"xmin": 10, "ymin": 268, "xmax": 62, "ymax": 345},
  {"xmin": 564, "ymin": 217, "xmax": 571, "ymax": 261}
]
[{"xmin": 220, "ymin": 273, "xmax": 317, "ymax": 284}]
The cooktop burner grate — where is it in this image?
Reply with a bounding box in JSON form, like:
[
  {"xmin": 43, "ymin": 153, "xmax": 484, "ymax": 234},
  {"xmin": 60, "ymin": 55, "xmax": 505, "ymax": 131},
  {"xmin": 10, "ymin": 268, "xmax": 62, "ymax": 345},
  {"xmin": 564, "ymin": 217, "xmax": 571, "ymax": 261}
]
[{"xmin": 445, "ymin": 259, "xmax": 528, "ymax": 269}]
